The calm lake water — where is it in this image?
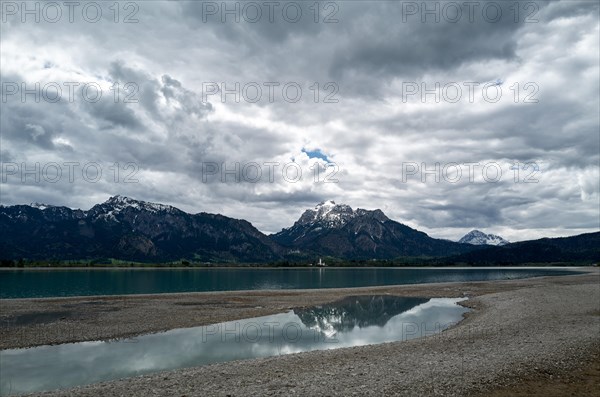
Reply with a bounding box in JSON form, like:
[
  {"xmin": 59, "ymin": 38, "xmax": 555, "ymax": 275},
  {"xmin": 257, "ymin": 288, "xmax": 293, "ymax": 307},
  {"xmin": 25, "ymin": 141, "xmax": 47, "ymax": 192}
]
[
  {"xmin": 0, "ymin": 296, "xmax": 469, "ymax": 396},
  {"xmin": 0, "ymin": 267, "xmax": 578, "ymax": 299}
]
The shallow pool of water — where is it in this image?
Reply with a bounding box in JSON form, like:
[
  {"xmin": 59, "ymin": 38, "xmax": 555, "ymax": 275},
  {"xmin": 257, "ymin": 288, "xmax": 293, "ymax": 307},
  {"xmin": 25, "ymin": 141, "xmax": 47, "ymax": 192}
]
[{"xmin": 0, "ymin": 295, "xmax": 468, "ymax": 395}]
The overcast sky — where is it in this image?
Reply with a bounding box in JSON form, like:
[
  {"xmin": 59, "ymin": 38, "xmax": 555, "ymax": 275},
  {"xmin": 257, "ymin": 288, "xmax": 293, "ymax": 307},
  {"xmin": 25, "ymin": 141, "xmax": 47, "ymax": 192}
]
[{"xmin": 1, "ymin": 0, "xmax": 599, "ymax": 241}]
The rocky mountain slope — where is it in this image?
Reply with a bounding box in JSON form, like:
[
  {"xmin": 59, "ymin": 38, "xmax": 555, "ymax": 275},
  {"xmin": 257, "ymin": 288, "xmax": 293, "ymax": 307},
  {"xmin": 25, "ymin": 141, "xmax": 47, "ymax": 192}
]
[{"xmin": 271, "ymin": 201, "xmax": 476, "ymax": 259}]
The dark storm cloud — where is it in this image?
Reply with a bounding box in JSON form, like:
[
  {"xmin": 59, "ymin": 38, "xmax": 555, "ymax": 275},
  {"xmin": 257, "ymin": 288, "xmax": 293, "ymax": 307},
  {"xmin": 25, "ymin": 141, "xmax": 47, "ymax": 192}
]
[
  {"xmin": 207, "ymin": 186, "xmax": 326, "ymax": 207},
  {"xmin": 0, "ymin": 0, "xmax": 598, "ymax": 239},
  {"xmin": 366, "ymin": 100, "xmax": 599, "ymax": 169},
  {"xmin": 0, "ymin": 78, "xmax": 68, "ymax": 150},
  {"xmin": 107, "ymin": 61, "xmax": 162, "ymax": 116},
  {"xmin": 543, "ymin": 0, "xmax": 600, "ymax": 21},
  {"xmin": 177, "ymin": 1, "xmax": 546, "ymax": 100},
  {"xmin": 321, "ymin": 0, "xmax": 549, "ymax": 99},
  {"xmin": 83, "ymin": 96, "xmax": 142, "ymax": 130},
  {"xmin": 332, "ymin": 8, "xmax": 519, "ymax": 75},
  {"xmin": 160, "ymin": 74, "xmax": 214, "ymax": 118},
  {"xmin": 180, "ymin": 0, "xmax": 334, "ymax": 44},
  {"xmin": 398, "ymin": 181, "xmax": 538, "ymax": 229},
  {"xmin": 107, "ymin": 62, "xmax": 213, "ymax": 123}
]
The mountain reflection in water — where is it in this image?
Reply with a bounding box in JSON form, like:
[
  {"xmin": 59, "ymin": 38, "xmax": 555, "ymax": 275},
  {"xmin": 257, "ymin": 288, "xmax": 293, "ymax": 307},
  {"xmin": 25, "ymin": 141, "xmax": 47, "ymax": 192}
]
[
  {"xmin": 0, "ymin": 296, "xmax": 467, "ymax": 396},
  {"xmin": 295, "ymin": 295, "xmax": 429, "ymax": 336}
]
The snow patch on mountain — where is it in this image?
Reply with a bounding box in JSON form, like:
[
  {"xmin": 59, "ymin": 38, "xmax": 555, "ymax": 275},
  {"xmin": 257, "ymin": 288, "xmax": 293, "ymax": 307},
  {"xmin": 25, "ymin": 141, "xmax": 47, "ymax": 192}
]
[
  {"xmin": 30, "ymin": 202, "xmax": 53, "ymax": 210},
  {"xmin": 104, "ymin": 195, "xmax": 175, "ymax": 213},
  {"xmin": 93, "ymin": 195, "xmax": 178, "ymax": 217}
]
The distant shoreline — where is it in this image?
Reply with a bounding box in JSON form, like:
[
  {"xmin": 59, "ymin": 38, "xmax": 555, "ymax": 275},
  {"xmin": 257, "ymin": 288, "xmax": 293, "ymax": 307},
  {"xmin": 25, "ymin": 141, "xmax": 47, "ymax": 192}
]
[{"xmin": 0, "ymin": 262, "xmax": 596, "ymax": 270}]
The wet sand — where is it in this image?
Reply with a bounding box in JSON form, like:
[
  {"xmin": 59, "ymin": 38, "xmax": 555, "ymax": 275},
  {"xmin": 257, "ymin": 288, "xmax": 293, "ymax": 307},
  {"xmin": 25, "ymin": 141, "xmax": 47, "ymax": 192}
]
[{"xmin": 1, "ymin": 268, "xmax": 598, "ymax": 396}]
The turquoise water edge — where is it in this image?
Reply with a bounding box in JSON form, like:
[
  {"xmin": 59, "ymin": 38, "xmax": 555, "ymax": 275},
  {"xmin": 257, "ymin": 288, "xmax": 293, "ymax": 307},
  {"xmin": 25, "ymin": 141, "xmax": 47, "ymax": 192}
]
[{"xmin": 0, "ymin": 267, "xmax": 578, "ymax": 299}]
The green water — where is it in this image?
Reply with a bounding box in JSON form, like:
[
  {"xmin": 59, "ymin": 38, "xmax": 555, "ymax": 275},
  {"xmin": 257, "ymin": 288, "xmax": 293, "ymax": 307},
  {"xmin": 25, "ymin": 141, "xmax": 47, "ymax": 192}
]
[{"xmin": 0, "ymin": 267, "xmax": 578, "ymax": 299}]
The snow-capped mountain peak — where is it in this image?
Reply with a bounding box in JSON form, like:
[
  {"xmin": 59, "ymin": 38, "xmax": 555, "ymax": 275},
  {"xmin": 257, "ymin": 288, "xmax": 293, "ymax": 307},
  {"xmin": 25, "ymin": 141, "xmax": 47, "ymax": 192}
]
[
  {"xmin": 317, "ymin": 200, "xmax": 336, "ymax": 208},
  {"xmin": 104, "ymin": 195, "xmax": 174, "ymax": 212},
  {"xmin": 298, "ymin": 201, "xmax": 356, "ymax": 228},
  {"xmin": 88, "ymin": 196, "xmax": 179, "ymax": 221},
  {"xmin": 30, "ymin": 202, "xmax": 53, "ymax": 210},
  {"xmin": 458, "ymin": 230, "xmax": 509, "ymax": 246},
  {"xmin": 104, "ymin": 195, "xmax": 144, "ymax": 209}
]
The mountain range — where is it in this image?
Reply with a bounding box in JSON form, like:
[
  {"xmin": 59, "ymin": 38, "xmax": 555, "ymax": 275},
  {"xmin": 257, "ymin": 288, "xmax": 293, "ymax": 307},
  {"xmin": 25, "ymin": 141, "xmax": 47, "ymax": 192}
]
[
  {"xmin": 1, "ymin": 196, "xmax": 598, "ymax": 265},
  {"xmin": 0, "ymin": 196, "xmax": 281, "ymax": 263},
  {"xmin": 272, "ymin": 201, "xmax": 475, "ymax": 258}
]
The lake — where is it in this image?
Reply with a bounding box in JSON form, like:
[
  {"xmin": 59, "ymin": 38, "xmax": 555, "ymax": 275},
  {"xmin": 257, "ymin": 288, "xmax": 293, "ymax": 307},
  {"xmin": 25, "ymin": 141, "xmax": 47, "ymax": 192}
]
[
  {"xmin": 0, "ymin": 295, "xmax": 469, "ymax": 395},
  {"xmin": 0, "ymin": 267, "xmax": 578, "ymax": 299}
]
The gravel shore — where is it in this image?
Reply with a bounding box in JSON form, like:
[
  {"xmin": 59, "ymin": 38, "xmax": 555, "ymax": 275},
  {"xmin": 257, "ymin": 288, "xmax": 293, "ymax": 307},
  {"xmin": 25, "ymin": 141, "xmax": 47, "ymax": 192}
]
[{"xmin": 1, "ymin": 269, "xmax": 599, "ymax": 396}]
